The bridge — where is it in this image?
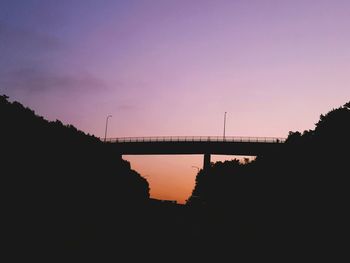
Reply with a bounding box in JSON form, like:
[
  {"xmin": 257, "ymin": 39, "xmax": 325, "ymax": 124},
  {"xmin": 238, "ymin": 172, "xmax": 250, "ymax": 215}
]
[{"xmin": 105, "ymin": 136, "xmax": 286, "ymax": 170}]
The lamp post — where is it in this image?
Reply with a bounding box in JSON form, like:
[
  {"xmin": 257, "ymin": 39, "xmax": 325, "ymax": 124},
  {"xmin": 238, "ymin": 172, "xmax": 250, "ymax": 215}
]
[
  {"xmin": 223, "ymin": 111, "xmax": 227, "ymax": 140},
  {"xmin": 104, "ymin": 115, "xmax": 112, "ymax": 142},
  {"xmin": 192, "ymin": 166, "xmax": 200, "ymax": 173}
]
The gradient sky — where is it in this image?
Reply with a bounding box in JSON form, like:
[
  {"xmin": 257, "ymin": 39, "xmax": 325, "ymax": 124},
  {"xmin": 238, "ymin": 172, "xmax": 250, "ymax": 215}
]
[{"xmin": 1, "ymin": 0, "xmax": 350, "ymax": 203}]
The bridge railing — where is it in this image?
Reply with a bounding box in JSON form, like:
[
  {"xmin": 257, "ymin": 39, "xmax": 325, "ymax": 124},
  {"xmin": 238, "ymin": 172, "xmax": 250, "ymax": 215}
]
[{"xmin": 105, "ymin": 136, "xmax": 286, "ymax": 143}]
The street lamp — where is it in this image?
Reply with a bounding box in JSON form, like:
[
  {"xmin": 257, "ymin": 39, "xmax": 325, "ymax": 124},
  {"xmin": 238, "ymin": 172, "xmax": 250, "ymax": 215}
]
[
  {"xmin": 191, "ymin": 166, "xmax": 200, "ymax": 173},
  {"xmin": 223, "ymin": 111, "xmax": 227, "ymax": 140},
  {"xmin": 104, "ymin": 115, "xmax": 112, "ymax": 142}
]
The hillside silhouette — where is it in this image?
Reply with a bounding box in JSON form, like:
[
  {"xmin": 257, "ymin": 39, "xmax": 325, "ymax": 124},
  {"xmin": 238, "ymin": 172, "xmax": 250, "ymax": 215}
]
[
  {"xmin": 188, "ymin": 101, "xmax": 350, "ymax": 259},
  {"xmin": 2, "ymin": 94, "xmax": 350, "ymax": 260},
  {"xmin": 1, "ymin": 95, "xmax": 155, "ymax": 259}
]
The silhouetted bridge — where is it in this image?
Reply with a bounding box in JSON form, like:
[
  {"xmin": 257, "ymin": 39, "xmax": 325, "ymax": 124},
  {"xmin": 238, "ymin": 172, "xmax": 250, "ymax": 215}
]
[{"xmin": 105, "ymin": 136, "xmax": 286, "ymax": 169}]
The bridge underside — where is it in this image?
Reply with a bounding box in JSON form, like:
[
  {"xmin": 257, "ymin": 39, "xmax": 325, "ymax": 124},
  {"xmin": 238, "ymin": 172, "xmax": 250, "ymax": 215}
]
[
  {"xmin": 114, "ymin": 141, "xmax": 283, "ymax": 156},
  {"xmin": 113, "ymin": 141, "xmax": 284, "ymax": 170}
]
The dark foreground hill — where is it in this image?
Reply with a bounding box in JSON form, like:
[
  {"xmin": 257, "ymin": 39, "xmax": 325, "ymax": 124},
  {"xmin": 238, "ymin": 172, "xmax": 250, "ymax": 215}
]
[
  {"xmin": 1, "ymin": 95, "xmax": 216, "ymax": 261},
  {"xmin": 0, "ymin": 95, "xmax": 153, "ymax": 258},
  {"xmin": 188, "ymin": 101, "xmax": 350, "ymax": 259},
  {"xmin": 2, "ymin": 94, "xmax": 350, "ymax": 261}
]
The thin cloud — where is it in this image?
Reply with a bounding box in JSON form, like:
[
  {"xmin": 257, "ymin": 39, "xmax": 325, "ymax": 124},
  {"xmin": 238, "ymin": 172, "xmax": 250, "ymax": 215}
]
[
  {"xmin": 1, "ymin": 67, "xmax": 107, "ymax": 94},
  {"xmin": 116, "ymin": 103, "xmax": 138, "ymax": 111},
  {"xmin": 0, "ymin": 22, "xmax": 62, "ymax": 51}
]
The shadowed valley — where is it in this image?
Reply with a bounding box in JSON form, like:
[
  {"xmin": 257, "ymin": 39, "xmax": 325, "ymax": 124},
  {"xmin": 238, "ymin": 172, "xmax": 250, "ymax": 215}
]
[{"xmin": 2, "ymin": 95, "xmax": 350, "ymax": 260}]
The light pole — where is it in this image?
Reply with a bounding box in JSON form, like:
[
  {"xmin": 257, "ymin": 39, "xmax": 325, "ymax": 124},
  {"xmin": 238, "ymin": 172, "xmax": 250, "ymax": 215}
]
[
  {"xmin": 104, "ymin": 115, "xmax": 112, "ymax": 142},
  {"xmin": 192, "ymin": 166, "xmax": 200, "ymax": 173},
  {"xmin": 223, "ymin": 111, "xmax": 227, "ymax": 140}
]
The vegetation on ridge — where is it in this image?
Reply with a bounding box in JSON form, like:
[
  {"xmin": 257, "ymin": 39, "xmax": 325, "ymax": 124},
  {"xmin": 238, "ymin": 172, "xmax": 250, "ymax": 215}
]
[{"xmin": 2, "ymin": 94, "xmax": 350, "ymax": 259}]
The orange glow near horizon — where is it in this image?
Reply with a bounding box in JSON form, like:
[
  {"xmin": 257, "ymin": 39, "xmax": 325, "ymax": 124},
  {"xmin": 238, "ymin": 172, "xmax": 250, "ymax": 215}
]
[
  {"xmin": 3, "ymin": 1, "xmax": 350, "ymax": 205},
  {"xmin": 124, "ymin": 154, "xmax": 256, "ymax": 204}
]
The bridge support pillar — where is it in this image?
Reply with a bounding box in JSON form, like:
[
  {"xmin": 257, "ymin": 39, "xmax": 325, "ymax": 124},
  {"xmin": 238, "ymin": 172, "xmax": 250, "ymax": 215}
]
[{"xmin": 203, "ymin": 153, "xmax": 211, "ymax": 170}]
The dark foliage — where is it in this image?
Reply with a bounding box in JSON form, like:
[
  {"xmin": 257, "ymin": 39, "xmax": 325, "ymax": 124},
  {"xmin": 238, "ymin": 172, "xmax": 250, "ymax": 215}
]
[
  {"xmin": 1, "ymin": 95, "xmax": 152, "ymax": 260},
  {"xmin": 188, "ymin": 101, "xmax": 350, "ymax": 259},
  {"xmin": 2, "ymin": 94, "xmax": 350, "ymax": 261}
]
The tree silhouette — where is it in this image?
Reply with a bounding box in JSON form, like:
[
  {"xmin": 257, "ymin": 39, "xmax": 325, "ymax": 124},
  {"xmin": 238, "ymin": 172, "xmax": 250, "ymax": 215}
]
[
  {"xmin": 1, "ymin": 94, "xmax": 152, "ymax": 259},
  {"xmin": 3, "ymin": 94, "xmax": 350, "ymax": 260},
  {"xmin": 187, "ymin": 100, "xmax": 350, "ymax": 258}
]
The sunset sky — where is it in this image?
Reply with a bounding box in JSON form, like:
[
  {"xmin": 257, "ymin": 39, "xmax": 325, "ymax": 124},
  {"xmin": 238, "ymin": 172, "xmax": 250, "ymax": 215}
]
[{"xmin": 1, "ymin": 0, "xmax": 350, "ymax": 203}]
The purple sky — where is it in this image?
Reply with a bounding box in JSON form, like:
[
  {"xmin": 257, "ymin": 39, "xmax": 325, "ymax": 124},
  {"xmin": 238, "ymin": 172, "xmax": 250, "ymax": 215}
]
[{"xmin": 1, "ymin": 0, "xmax": 350, "ymax": 203}]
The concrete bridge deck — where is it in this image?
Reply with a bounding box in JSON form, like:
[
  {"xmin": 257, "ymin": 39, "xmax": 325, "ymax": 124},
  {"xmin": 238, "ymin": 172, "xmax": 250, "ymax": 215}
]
[{"xmin": 105, "ymin": 136, "xmax": 286, "ymax": 169}]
